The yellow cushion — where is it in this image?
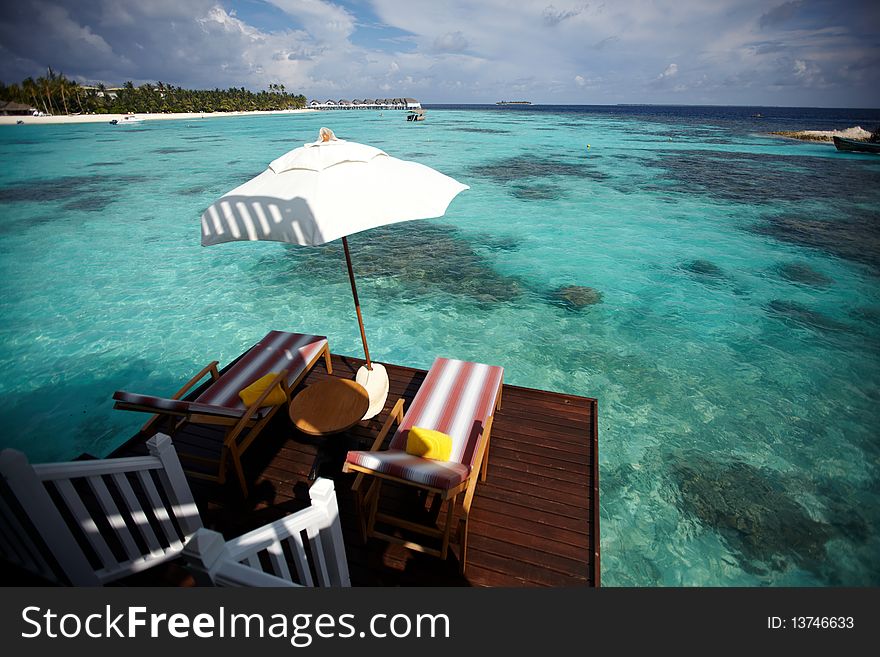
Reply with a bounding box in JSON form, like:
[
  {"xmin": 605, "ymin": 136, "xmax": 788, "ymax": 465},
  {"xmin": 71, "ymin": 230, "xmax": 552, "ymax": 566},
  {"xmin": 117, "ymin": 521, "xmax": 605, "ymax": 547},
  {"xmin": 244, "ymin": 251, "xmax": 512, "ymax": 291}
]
[
  {"xmin": 405, "ymin": 426, "xmax": 453, "ymax": 461},
  {"xmin": 238, "ymin": 373, "xmax": 287, "ymax": 407}
]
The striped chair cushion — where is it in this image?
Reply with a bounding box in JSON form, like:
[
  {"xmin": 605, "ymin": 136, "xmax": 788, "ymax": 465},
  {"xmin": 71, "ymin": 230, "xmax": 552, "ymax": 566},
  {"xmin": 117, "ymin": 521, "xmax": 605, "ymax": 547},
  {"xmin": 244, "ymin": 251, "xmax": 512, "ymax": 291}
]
[
  {"xmin": 112, "ymin": 391, "xmax": 257, "ymax": 419},
  {"xmin": 195, "ymin": 331, "xmax": 327, "ymax": 411},
  {"xmin": 112, "ymin": 391, "xmax": 193, "ymax": 415},
  {"xmin": 345, "ymin": 357, "xmax": 503, "ymax": 490}
]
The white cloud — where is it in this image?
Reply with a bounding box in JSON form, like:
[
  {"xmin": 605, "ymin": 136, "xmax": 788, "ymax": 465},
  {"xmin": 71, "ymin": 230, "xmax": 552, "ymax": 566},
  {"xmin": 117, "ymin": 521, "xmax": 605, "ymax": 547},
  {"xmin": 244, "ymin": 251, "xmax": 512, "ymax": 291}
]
[
  {"xmin": 658, "ymin": 63, "xmax": 679, "ymax": 79},
  {"xmin": 575, "ymin": 74, "xmax": 585, "ymax": 86},
  {"xmin": 266, "ymin": 0, "xmax": 356, "ymax": 43},
  {"xmin": 434, "ymin": 31, "xmax": 469, "ymax": 53}
]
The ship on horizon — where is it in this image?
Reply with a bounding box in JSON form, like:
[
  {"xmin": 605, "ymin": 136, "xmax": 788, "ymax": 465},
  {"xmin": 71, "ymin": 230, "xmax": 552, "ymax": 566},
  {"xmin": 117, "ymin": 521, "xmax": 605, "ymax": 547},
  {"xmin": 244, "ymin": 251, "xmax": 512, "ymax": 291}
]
[{"xmin": 496, "ymin": 100, "xmax": 532, "ymax": 105}]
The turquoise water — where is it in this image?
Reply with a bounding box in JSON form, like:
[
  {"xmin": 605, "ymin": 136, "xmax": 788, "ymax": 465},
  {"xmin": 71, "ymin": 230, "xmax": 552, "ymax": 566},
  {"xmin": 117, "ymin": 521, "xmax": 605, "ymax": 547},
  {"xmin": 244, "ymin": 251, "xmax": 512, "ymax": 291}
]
[{"xmin": 2, "ymin": 107, "xmax": 879, "ymax": 586}]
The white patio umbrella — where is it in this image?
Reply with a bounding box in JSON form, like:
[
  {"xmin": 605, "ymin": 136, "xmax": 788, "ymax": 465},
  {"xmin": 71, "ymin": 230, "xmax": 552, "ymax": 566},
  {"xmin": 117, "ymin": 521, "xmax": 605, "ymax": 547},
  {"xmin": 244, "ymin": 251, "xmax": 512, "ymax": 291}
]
[{"xmin": 201, "ymin": 128, "xmax": 469, "ymax": 419}]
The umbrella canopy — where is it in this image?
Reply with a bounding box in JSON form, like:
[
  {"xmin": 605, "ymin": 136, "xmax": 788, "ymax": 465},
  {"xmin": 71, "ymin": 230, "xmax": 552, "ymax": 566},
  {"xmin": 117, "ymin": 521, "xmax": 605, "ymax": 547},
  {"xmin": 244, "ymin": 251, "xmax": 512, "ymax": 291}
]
[
  {"xmin": 201, "ymin": 130, "xmax": 468, "ymax": 247},
  {"xmin": 200, "ymin": 128, "xmax": 469, "ymax": 418}
]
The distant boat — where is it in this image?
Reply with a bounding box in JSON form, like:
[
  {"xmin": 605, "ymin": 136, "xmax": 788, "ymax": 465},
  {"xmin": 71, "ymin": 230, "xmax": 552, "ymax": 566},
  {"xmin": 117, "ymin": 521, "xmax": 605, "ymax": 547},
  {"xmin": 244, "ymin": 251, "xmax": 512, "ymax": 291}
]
[
  {"xmin": 496, "ymin": 101, "xmax": 531, "ymax": 105},
  {"xmin": 406, "ymin": 109, "xmax": 426, "ymax": 122},
  {"xmin": 832, "ymin": 136, "xmax": 880, "ymax": 154},
  {"xmin": 111, "ymin": 114, "xmax": 145, "ymax": 125}
]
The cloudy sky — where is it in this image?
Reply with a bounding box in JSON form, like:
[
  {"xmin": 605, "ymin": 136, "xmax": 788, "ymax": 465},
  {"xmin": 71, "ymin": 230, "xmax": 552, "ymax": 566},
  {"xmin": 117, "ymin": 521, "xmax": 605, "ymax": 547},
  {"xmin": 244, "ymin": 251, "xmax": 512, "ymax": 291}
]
[{"xmin": 0, "ymin": 0, "xmax": 877, "ymax": 106}]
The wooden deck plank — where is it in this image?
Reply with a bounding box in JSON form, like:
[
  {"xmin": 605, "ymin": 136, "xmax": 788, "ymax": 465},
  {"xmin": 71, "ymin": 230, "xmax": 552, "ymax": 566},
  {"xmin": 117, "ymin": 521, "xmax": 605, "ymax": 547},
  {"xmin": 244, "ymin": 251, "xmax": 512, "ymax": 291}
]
[{"xmin": 109, "ymin": 350, "xmax": 599, "ymax": 587}]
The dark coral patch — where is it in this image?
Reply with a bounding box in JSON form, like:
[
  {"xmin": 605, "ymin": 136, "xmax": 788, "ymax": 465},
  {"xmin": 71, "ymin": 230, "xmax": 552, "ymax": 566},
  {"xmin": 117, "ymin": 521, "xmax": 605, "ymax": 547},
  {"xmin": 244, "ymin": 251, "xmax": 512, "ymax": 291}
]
[
  {"xmin": 470, "ymin": 155, "xmax": 608, "ymax": 183},
  {"xmin": 673, "ymin": 456, "xmax": 831, "ymax": 575},
  {"xmin": 511, "ymin": 184, "xmax": 562, "ymax": 200},
  {"xmin": 752, "ymin": 211, "xmax": 880, "ymax": 271},
  {"xmin": 679, "ymin": 259, "xmax": 725, "ymax": 278},
  {"xmin": 765, "ymin": 300, "xmax": 849, "ymax": 333},
  {"xmin": 775, "ymin": 262, "xmax": 833, "ymax": 287},
  {"xmin": 270, "ymin": 223, "xmax": 523, "ymax": 304},
  {"xmin": 549, "ymin": 285, "xmax": 603, "ymax": 310}
]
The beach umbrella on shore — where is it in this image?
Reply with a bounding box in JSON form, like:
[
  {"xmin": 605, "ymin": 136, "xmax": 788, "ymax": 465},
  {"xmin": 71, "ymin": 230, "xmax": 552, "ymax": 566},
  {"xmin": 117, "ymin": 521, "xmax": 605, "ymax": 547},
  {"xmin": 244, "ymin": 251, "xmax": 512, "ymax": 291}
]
[{"xmin": 201, "ymin": 128, "xmax": 469, "ymax": 418}]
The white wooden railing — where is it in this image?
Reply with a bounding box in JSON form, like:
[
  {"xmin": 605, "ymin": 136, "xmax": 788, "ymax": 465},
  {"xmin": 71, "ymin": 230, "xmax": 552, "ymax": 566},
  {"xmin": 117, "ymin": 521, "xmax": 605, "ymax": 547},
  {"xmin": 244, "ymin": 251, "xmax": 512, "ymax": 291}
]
[
  {"xmin": 182, "ymin": 478, "xmax": 350, "ymax": 587},
  {"xmin": 0, "ymin": 433, "xmax": 201, "ymax": 586},
  {"xmin": 0, "ymin": 434, "xmax": 350, "ymax": 588}
]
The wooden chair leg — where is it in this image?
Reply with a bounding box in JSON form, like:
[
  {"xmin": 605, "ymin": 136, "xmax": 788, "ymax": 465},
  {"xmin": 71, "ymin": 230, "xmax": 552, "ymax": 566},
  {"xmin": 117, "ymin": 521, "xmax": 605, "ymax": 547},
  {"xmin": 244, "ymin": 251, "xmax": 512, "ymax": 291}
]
[
  {"xmin": 440, "ymin": 494, "xmax": 456, "ymax": 559},
  {"xmin": 229, "ymin": 447, "xmax": 249, "ymax": 498},
  {"xmin": 480, "ymin": 435, "xmax": 491, "ymax": 482},
  {"xmin": 366, "ymin": 480, "xmax": 382, "ymax": 536},
  {"xmin": 323, "ymin": 345, "xmax": 333, "ymax": 374},
  {"xmin": 459, "ymin": 514, "xmax": 469, "ymax": 574},
  {"xmin": 357, "ymin": 479, "xmax": 378, "ymax": 543}
]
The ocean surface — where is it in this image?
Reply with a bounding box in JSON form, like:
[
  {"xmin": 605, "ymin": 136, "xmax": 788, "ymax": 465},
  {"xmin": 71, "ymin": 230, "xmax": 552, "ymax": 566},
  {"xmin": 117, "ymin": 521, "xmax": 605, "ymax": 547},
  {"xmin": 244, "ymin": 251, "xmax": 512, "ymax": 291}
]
[{"xmin": 1, "ymin": 104, "xmax": 879, "ymax": 586}]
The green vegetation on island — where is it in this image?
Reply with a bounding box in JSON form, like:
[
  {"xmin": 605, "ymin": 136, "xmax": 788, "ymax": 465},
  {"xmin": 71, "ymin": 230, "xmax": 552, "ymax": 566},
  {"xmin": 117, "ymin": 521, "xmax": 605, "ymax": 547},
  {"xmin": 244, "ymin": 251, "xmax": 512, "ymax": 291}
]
[{"xmin": 0, "ymin": 68, "xmax": 306, "ymax": 115}]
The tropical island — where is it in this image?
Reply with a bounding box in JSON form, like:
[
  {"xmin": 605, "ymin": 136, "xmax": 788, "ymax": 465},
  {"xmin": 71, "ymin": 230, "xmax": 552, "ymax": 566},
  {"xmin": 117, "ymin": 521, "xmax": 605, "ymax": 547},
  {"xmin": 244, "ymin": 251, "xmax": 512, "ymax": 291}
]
[{"xmin": 0, "ymin": 68, "xmax": 307, "ymax": 117}]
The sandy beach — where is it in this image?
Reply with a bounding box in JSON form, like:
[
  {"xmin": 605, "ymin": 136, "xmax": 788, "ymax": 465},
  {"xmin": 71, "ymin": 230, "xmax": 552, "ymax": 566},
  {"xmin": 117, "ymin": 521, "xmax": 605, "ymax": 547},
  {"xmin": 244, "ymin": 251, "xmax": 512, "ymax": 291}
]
[{"xmin": 0, "ymin": 108, "xmax": 317, "ymax": 126}]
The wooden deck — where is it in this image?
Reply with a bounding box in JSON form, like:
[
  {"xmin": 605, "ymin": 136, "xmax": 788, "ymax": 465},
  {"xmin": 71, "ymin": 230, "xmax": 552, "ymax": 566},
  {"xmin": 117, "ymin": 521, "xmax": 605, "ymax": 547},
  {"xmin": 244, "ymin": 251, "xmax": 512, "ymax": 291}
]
[{"xmin": 112, "ymin": 352, "xmax": 600, "ymax": 587}]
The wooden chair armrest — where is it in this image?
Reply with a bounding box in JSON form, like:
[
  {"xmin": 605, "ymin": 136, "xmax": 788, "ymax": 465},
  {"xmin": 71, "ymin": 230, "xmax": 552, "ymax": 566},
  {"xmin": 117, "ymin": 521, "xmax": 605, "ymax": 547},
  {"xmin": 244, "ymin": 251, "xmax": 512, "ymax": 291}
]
[
  {"xmin": 172, "ymin": 361, "xmax": 220, "ymax": 400},
  {"xmin": 352, "ymin": 397, "xmax": 405, "ymax": 493},
  {"xmin": 224, "ymin": 369, "xmax": 289, "ymax": 447},
  {"xmin": 368, "ymin": 397, "xmax": 405, "ymax": 452}
]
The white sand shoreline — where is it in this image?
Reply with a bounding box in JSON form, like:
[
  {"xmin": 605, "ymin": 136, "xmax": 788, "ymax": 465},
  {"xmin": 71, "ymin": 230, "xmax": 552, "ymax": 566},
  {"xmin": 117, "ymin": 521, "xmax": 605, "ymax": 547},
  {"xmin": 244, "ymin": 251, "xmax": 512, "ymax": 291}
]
[{"xmin": 0, "ymin": 108, "xmax": 317, "ymax": 126}]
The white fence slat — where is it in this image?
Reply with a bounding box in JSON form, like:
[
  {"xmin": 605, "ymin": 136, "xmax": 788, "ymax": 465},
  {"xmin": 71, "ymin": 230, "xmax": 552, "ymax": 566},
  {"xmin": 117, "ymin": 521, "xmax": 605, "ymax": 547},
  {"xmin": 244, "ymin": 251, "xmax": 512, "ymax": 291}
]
[
  {"xmin": 0, "ymin": 494, "xmax": 45, "ymax": 575},
  {"xmin": 266, "ymin": 540, "xmax": 292, "ymax": 582},
  {"xmin": 147, "ymin": 434, "xmax": 202, "ymax": 536},
  {"xmin": 306, "ymin": 526, "xmax": 330, "ymax": 587},
  {"xmin": 244, "ymin": 554, "xmax": 261, "ymax": 570},
  {"xmin": 111, "ymin": 473, "xmax": 163, "ymax": 557},
  {"xmin": 286, "ymin": 531, "xmax": 313, "ymax": 586},
  {"xmin": 53, "ymin": 479, "xmax": 118, "ymax": 571},
  {"xmin": 0, "ymin": 450, "xmax": 100, "ymax": 586},
  {"xmin": 135, "ymin": 470, "xmax": 182, "ymax": 550},
  {"xmin": 86, "ymin": 476, "xmax": 141, "ymax": 562},
  {"xmin": 0, "ymin": 506, "xmax": 20, "ymax": 562}
]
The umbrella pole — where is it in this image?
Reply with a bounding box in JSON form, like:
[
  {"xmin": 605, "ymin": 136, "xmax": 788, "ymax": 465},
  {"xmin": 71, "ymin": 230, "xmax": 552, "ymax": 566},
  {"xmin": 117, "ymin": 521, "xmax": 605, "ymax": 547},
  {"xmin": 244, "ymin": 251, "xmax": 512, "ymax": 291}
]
[{"xmin": 342, "ymin": 236, "xmax": 373, "ymax": 370}]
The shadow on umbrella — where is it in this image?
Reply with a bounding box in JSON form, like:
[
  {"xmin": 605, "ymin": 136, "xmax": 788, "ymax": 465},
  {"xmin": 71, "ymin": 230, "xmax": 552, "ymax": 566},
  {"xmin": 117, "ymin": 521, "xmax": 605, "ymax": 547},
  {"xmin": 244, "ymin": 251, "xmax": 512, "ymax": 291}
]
[{"xmin": 203, "ymin": 195, "xmax": 328, "ymax": 245}]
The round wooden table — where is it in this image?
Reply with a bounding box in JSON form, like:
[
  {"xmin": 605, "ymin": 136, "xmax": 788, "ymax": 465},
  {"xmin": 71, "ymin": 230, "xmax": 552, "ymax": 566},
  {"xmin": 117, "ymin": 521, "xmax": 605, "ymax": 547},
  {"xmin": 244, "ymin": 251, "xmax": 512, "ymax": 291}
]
[
  {"xmin": 289, "ymin": 378, "xmax": 370, "ymax": 437},
  {"xmin": 290, "ymin": 379, "xmax": 370, "ymax": 480}
]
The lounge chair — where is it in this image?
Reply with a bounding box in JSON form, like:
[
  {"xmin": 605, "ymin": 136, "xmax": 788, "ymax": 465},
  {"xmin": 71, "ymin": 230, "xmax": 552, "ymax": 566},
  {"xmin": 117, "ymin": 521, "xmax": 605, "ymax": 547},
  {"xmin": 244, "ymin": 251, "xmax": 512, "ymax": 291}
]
[
  {"xmin": 342, "ymin": 357, "xmax": 503, "ymax": 573},
  {"xmin": 113, "ymin": 330, "xmax": 331, "ymax": 496}
]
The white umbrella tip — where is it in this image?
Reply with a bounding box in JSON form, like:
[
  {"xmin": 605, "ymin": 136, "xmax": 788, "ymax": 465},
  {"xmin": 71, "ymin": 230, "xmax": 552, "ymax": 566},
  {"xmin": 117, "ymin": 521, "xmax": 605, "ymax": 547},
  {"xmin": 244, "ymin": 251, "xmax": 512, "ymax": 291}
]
[{"xmin": 317, "ymin": 127, "xmax": 338, "ymax": 143}]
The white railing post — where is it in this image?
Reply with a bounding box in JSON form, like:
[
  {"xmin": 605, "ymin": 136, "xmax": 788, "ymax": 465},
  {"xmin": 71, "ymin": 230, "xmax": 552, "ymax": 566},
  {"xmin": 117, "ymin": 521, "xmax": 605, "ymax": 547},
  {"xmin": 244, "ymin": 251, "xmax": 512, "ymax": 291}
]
[
  {"xmin": 309, "ymin": 478, "xmax": 351, "ymax": 587},
  {"xmin": 181, "ymin": 527, "xmax": 231, "ymax": 586},
  {"xmin": 147, "ymin": 433, "xmax": 202, "ymax": 535},
  {"xmin": 0, "ymin": 449, "xmax": 100, "ymax": 586}
]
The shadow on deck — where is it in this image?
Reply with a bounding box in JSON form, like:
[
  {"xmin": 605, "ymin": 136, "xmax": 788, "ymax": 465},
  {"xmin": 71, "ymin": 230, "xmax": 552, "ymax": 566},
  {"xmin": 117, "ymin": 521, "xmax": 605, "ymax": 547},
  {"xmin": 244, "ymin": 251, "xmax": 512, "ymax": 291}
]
[{"xmin": 111, "ymin": 352, "xmax": 600, "ymax": 587}]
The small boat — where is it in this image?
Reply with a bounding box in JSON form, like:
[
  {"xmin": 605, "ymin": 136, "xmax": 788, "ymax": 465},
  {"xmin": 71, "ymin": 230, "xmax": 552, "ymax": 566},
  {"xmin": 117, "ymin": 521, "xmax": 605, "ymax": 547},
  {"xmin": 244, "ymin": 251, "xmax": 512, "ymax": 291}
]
[
  {"xmin": 406, "ymin": 109, "xmax": 426, "ymax": 122},
  {"xmin": 832, "ymin": 136, "xmax": 880, "ymax": 154},
  {"xmin": 111, "ymin": 114, "xmax": 145, "ymax": 125}
]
